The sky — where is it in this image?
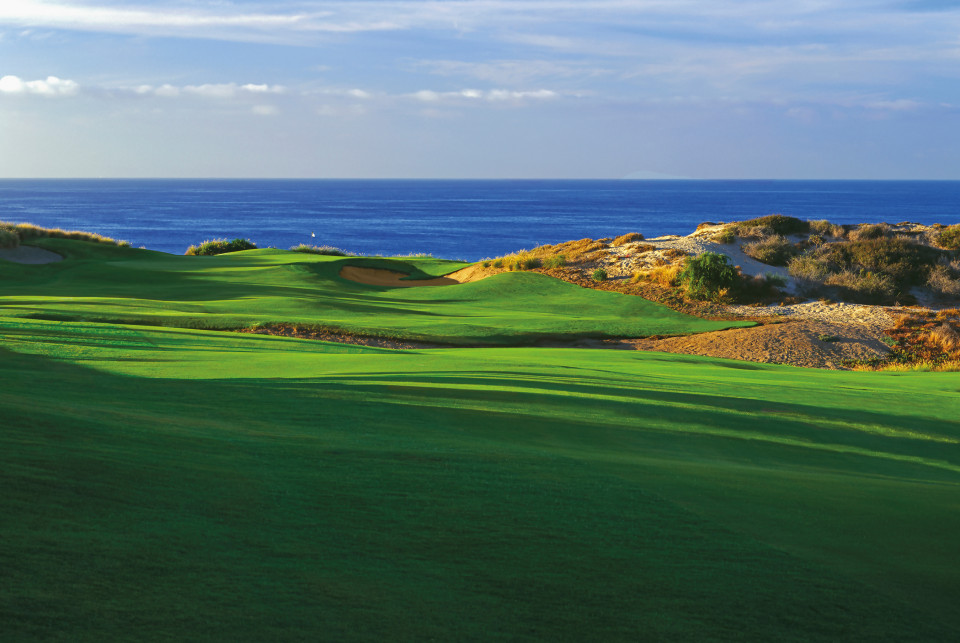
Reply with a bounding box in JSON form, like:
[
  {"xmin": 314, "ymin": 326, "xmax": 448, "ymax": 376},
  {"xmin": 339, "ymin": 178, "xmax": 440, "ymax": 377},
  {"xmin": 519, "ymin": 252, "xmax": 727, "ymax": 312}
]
[{"xmin": 1, "ymin": 0, "xmax": 960, "ymax": 178}]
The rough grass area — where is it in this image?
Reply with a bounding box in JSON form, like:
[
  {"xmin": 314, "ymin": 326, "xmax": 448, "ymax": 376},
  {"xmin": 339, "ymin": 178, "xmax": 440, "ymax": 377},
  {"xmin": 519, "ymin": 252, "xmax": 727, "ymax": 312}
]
[
  {"xmin": 789, "ymin": 236, "xmax": 946, "ymax": 304},
  {"xmin": 185, "ymin": 238, "xmax": 258, "ymax": 255},
  {"xmin": 290, "ymin": 243, "xmax": 352, "ymax": 256},
  {"xmin": 936, "ymin": 224, "xmax": 960, "ymax": 250},
  {"xmin": 1, "ymin": 317, "xmax": 960, "ymax": 640},
  {"xmin": 861, "ymin": 308, "xmax": 960, "ymax": 369},
  {"xmin": 0, "ymin": 219, "xmax": 128, "ymax": 248},
  {"xmin": 734, "ymin": 214, "xmax": 810, "ymax": 236},
  {"xmin": 742, "ymin": 234, "xmax": 799, "ymax": 266}
]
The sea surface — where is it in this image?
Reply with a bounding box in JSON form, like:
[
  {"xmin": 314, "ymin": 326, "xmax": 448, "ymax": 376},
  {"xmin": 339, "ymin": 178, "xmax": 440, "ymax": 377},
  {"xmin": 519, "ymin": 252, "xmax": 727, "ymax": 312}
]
[{"xmin": 1, "ymin": 179, "xmax": 958, "ymax": 260}]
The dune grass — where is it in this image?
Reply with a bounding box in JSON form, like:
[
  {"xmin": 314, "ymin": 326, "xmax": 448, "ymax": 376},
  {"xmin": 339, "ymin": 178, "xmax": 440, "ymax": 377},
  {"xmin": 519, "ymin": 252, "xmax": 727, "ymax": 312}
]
[
  {"xmin": 0, "ymin": 238, "xmax": 751, "ymax": 344},
  {"xmin": 1, "ymin": 316, "xmax": 959, "ymax": 640}
]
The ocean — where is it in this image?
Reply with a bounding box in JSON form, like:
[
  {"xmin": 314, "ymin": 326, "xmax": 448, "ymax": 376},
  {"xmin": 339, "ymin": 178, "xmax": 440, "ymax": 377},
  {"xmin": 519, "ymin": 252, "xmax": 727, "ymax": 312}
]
[{"xmin": 1, "ymin": 179, "xmax": 958, "ymax": 260}]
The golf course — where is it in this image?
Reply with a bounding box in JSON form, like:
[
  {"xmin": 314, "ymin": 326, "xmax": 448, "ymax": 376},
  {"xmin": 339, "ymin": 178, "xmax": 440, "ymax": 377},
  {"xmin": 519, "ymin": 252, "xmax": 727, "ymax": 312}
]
[{"xmin": 3, "ymin": 237, "xmax": 959, "ymax": 640}]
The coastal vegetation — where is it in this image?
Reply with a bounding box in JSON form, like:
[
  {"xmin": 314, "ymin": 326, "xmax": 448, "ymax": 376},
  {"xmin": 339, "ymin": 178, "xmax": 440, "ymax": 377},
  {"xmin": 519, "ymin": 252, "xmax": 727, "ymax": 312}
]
[
  {"xmin": 290, "ymin": 243, "xmax": 352, "ymax": 255},
  {"xmin": 184, "ymin": 238, "xmax": 258, "ymax": 255},
  {"xmin": 0, "ymin": 219, "xmax": 128, "ymax": 248},
  {"xmin": 676, "ymin": 251, "xmax": 739, "ymax": 301}
]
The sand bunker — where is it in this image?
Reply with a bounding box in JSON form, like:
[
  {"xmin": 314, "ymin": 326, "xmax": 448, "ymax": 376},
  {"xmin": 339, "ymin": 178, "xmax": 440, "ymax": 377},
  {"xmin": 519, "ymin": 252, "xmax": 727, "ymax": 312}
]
[
  {"xmin": 339, "ymin": 264, "xmax": 491, "ymax": 287},
  {"xmin": 0, "ymin": 246, "xmax": 63, "ymax": 264}
]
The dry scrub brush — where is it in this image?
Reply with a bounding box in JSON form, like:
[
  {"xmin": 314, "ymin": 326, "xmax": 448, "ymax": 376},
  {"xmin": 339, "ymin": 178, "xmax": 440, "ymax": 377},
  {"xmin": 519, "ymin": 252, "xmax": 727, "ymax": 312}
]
[
  {"xmin": 742, "ymin": 235, "xmax": 799, "ymax": 266},
  {"xmin": 1, "ymin": 220, "xmax": 127, "ymax": 248},
  {"xmin": 485, "ymin": 238, "xmax": 610, "ymax": 270},
  {"xmin": 612, "ymin": 232, "xmax": 644, "ymax": 246}
]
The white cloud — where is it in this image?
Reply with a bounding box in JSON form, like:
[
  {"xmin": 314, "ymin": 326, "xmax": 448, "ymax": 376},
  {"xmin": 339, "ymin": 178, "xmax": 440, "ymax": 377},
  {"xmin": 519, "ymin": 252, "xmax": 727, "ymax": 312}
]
[
  {"xmin": 411, "ymin": 88, "xmax": 558, "ymax": 103},
  {"xmin": 153, "ymin": 84, "xmax": 180, "ymax": 97},
  {"xmin": 131, "ymin": 82, "xmax": 286, "ymax": 98},
  {"xmin": 242, "ymin": 83, "xmax": 285, "ymax": 94},
  {"xmin": 417, "ymin": 59, "xmax": 614, "ymax": 85},
  {"xmin": 0, "ymin": 0, "xmax": 400, "ymax": 43},
  {"xmin": 252, "ymin": 104, "xmax": 279, "ymax": 116},
  {"xmin": 0, "ymin": 74, "xmax": 78, "ymax": 96}
]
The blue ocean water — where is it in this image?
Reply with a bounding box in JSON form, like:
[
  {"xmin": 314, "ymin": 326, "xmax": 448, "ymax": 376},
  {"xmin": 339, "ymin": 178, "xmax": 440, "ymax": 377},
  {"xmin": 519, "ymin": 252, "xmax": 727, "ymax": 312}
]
[{"xmin": 1, "ymin": 179, "xmax": 958, "ymax": 260}]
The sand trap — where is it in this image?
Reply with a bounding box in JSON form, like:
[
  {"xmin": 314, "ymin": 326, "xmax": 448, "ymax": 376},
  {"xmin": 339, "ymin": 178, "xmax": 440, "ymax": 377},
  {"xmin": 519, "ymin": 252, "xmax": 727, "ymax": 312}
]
[
  {"xmin": 339, "ymin": 264, "xmax": 494, "ymax": 287},
  {"xmin": 0, "ymin": 245, "xmax": 63, "ymax": 264},
  {"xmin": 340, "ymin": 266, "xmax": 460, "ymax": 287}
]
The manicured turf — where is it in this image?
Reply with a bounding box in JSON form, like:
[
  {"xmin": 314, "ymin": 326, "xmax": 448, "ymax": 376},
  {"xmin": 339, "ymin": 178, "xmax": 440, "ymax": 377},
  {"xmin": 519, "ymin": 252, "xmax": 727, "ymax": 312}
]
[
  {"xmin": 0, "ymin": 239, "xmax": 751, "ymax": 343},
  {"xmin": 2, "ymin": 316, "xmax": 960, "ymax": 640},
  {"xmin": 2, "ymin": 241, "xmax": 959, "ymax": 640}
]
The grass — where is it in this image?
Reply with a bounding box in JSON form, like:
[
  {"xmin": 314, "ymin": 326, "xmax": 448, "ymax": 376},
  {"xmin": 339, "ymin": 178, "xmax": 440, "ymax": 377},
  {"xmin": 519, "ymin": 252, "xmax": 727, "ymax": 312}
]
[
  {"xmin": 290, "ymin": 243, "xmax": 352, "ymax": 256},
  {"xmin": 1, "ymin": 316, "xmax": 959, "ymax": 640},
  {"xmin": 612, "ymin": 232, "xmax": 644, "ymax": 245},
  {"xmin": 734, "ymin": 214, "xmax": 810, "ymax": 236},
  {"xmin": 0, "ymin": 238, "xmax": 748, "ymax": 344},
  {"xmin": 3, "ymin": 237, "xmax": 960, "ymax": 640},
  {"xmin": 936, "ymin": 224, "xmax": 960, "ymax": 250},
  {"xmin": 789, "ymin": 236, "xmax": 948, "ymax": 304},
  {"xmin": 0, "ymin": 219, "xmax": 127, "ymax": 247},
  {"xmin": 742, "ymin": 234, "xmax": 799, "ymax": 266},
  {"xmin": 185, "ymin": 238, "xmax": 258, "ymax": 255}
]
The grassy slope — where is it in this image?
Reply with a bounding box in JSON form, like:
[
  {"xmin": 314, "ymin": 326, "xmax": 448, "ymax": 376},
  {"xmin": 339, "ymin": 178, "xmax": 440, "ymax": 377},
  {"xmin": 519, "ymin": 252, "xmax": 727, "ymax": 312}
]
[
  {"xmin": 0, "ymin": 239, "xmax": 750, "ymax": 343},
  {"xmin": 2, "ymin": 241, "xmax": 959, "ymax": 639},
  {"xmin": 2, "ymin": 317, "xmax": 959, "ymax": 641}
]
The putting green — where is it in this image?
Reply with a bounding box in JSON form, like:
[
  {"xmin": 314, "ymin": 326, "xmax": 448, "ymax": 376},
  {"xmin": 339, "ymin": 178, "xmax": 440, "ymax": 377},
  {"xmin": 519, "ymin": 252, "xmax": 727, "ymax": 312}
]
[{"xmin": 0, "ymin": 238, "xmax": 752, "ymax": 344}]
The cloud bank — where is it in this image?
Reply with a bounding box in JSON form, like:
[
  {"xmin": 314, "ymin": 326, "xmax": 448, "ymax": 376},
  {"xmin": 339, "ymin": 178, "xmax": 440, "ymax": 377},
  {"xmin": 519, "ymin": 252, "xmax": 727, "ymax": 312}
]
[{"xmin": 0, "ymin": 74, "xmax": 79, "ymax": 96}]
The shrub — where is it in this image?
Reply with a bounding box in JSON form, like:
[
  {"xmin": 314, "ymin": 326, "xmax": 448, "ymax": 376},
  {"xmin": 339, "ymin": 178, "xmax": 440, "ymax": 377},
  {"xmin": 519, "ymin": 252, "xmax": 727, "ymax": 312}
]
[
  {"xmin": 823, "ymin": 270, "xmax": 896, "ymax": 304},
  {"xmin": 818, "ymin": 334, "xmax": 838, "ymax": 342},
  {"xmin": 633, "ymin": 264, "xmax": 681, "ymax": 288},
  {"xmin": 0, "ymin": 225, "xmax": 19, "ymax": 249},
  {"xmin": 522, "ymin": 256, "xmax": 542, "ymax": 270},
  {"xmin": 736, "ymin": 215, "xmax": 809, "ymax": 236},
  {"xmin": 491, "ymin": 258, "xmax": 503, "ymax": 268},
  {"xmin": 927, "ymin": 265, "xmax": 960, "ymax": 297},
  {"xmin": 813, "ymin": 237, "xmax": 941, "ymax": 291},
  {"xmin": 738, "ymin": 272, "xmax": 788, "ymax": 301},
  {"xmin": 4, "ymin": 221, "xmax": 120, "ymax": 245},
  {"xmin": 290, "ymin": 244, "xmax": 350, "ymax": 256},
  {"xmin": 849, "ymin": 223, "xmax": 890, "ymax": 241},
  {"xmin": 737, "ymin": 225, "xmax": 774, "ymax": 240},
  {"xmin": 936, "ymin": 224, "xmax": 960, "ymax": 250},
  {"xmin": 662, "ymin": 248, "xmax": 687, "ymax": 260},
  {"xmin": 924, "ymin": 322, "xmax": 960, "ymax": 354},
  {"xmin": 742, "ymin": 235, "xmax": 799, "ymax": 266},
  {"xmin": 499, "ymin": 252, "xmax": 542, "ymax": 271},
  {"xmin": 712, "ymin": 229, "xmax": 736, "ymax": 244},
  {"xmin": 809, "ymin": 220, "xmax": 835, "ymax": 236},
  {"xmin": 612, "ymin": 232, "xmax": 644, "ymax": 245},
  {"xmin": 788, "ymin": 254, "xmax": 830, "ymax": 282},
  {"xmin": 185, "ymin": 238, "xmax": 258, "ymax": 256},
  {"xmin": 762, "ymin": 272, "xmax": 788, "ymax": 288},
  {"xmin": 677, "ymin": 251, "xmax": 740, "ymax": 301},
  {"xmin": 545, "ymin": 238, "xmax": 608, "ymax": 263},
  {"xmin": 543, "ymin": 254, "xmax": 566, "ymax": 269},
  {"xmin": 592, "ymin": 268, "xmax": 608, "ymax": 282}
]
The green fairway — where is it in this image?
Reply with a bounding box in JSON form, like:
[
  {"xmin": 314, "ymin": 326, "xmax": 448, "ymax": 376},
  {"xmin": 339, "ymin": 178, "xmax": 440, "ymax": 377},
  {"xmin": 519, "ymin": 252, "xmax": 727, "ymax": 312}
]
[
  {"xmin": 2, "ymin": 241, "xmax": 959, "ymax": 640},
  {"xmin": 0, "ymin": 239, "xmax": 750, "ymax": 343}
]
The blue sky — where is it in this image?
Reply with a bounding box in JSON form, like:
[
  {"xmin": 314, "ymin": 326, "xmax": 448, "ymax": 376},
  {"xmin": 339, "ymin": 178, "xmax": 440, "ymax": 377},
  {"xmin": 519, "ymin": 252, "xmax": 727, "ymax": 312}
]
[{"xmin": 2, "ymin": 0, "xmax": 959, "ymax": 178}]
